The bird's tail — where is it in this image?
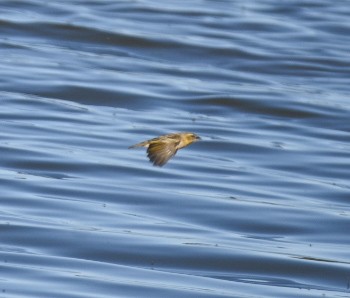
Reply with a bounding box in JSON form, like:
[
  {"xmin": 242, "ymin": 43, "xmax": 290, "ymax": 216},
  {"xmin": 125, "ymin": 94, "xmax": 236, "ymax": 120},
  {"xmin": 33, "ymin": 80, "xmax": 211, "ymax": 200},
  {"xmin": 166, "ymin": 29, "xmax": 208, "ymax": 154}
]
[{"xmin": 128, "ymin": 141, "xmax": 148, "ymax": 149}]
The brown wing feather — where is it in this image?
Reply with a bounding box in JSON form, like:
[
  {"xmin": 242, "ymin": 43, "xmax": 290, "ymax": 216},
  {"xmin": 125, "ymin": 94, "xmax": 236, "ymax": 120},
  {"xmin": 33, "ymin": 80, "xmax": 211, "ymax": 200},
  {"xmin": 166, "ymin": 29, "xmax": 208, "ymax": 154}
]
[{"xmin": 147, "ymin": 142, "xmax": 177, "ymax": 166}]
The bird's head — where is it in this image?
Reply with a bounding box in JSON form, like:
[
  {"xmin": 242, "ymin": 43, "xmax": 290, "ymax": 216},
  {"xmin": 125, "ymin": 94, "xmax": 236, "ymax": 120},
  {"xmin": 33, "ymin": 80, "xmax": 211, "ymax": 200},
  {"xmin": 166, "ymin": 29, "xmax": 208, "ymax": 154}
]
[{"xmin": 184, "ymin": 133, "xmax": 201, "ymax": 144}]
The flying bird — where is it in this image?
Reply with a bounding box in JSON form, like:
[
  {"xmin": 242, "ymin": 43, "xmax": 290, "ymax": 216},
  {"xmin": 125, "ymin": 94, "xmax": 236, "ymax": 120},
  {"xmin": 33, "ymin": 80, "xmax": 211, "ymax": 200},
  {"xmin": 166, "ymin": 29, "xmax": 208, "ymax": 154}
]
[{"xmin": 129, "ymin": 132, "xmax": 200, "ymax": 167}]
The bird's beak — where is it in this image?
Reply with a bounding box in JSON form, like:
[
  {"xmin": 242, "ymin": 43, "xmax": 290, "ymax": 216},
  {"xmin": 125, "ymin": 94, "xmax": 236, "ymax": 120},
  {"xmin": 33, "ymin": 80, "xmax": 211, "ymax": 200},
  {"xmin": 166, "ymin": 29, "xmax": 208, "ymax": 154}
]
[{"xmin": 195, "ymin": 135, "xmax": 201, "ymax": 140}]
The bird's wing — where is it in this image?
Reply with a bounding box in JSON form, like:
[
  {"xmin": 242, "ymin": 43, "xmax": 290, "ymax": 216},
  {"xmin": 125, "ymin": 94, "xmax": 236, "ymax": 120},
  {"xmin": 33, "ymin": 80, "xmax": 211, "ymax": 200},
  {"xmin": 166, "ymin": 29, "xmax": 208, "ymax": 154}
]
[{"xmin": 147, "ymin": 141, "xmax": 178, "ymax": 166}]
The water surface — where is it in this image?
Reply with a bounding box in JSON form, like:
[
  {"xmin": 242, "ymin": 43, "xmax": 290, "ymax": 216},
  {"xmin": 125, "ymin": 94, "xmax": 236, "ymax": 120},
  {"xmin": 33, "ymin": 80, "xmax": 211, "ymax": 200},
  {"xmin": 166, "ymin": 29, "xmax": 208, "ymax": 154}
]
[{"xmin": 1, "ymin": 1, "xmax": 350, "ymax": 297}]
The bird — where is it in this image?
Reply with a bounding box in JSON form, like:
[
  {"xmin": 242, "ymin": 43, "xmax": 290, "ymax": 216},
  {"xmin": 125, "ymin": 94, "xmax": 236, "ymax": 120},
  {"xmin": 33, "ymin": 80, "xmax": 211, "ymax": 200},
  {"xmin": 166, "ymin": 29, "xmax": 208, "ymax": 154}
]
[{"xmin": 129, "ymin": 132, "xmax": 200, "ymax": 167}]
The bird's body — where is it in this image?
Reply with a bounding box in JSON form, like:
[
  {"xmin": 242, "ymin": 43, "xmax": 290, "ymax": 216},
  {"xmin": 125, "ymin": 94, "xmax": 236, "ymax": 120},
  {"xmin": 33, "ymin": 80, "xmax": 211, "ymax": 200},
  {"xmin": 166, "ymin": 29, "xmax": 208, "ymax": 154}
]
[{"xmin": 129, "ymin": 132, "xmax": 200, "ymax": 166}]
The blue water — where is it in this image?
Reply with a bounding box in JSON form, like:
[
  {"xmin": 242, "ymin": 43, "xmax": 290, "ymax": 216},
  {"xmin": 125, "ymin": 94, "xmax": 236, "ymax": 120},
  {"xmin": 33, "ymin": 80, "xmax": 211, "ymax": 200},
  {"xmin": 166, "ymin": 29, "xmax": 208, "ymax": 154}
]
[{"xmin": 1, "ymin": 1, "xmax": 350, "ymax": 297}]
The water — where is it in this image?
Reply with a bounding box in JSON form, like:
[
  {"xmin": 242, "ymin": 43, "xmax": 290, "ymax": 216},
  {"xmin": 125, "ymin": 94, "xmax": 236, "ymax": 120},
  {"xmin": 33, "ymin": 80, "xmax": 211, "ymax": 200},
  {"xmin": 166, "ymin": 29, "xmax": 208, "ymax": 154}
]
[{"xmin": 1, "ymin": 1, "xmax": 350, "ymax": 297}]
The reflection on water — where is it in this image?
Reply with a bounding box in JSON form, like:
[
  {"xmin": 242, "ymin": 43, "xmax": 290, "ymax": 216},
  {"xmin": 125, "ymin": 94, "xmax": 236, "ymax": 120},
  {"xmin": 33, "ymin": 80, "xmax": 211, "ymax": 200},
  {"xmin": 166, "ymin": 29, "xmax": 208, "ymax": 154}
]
[{"xmin": 1, "ymin": 0, "xmax": 350, "ymax": 297}]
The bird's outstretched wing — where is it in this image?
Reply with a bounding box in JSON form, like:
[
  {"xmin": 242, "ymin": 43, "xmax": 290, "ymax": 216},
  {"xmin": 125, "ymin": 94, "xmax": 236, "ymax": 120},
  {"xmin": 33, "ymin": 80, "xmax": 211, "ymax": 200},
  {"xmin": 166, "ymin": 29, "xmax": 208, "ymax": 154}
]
[{"xmin": 147, "ymin": 141, "xmax": 178, "ymax": 166}]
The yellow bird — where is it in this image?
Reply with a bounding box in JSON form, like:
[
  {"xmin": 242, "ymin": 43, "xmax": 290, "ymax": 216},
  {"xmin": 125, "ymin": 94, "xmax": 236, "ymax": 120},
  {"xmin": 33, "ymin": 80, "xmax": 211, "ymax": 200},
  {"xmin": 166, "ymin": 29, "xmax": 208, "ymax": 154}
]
[{"xmin": 129, "ymin": 132, "xmax": 200, "ymax": 167}]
